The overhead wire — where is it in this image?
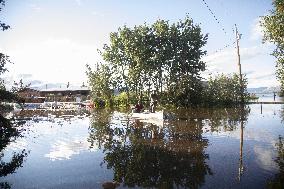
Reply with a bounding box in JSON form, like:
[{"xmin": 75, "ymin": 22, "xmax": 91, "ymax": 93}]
[
  {"xmin": 201, "ymin": 0, "xmax": 227, "ymax": 35},
  {"xmin": 201, "ymin": 0, "xmax": 236, "ymax": 55}
]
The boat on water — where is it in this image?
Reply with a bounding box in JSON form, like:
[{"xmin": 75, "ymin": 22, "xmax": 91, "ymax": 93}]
[
  {"xmin": 131, "ymin": 110, "xmax": 175, "ymax": 120},
  {"xmin": 131, "ymin": 110, "xmax": 165, "ymax": 120},
  {"xmin": 131, "ymin": 111, "xmax": 165, "ymax": 127}
]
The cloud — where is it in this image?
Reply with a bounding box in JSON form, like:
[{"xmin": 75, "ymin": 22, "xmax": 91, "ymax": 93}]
[
  {"xmin": 1, "ymin": 73, "xmax": 43, "ymax": 89},
  {"xmin": 203, "ymin": 44, "xmax": 270, "ymax": 68},
  {"xmin": 243, "ymin": 71, "xmax": 255, "ymax": 76},
  {"xmin": 75, "ymin": 0, "xmax": 82, "ymax": 6},
  {"xmin": 91, "ymin": 11, "xmax": 105, "ymax": 17},
  {"xmin": 29, "ymin": 79, "xmax": 43, "ymax": 86},
  {"xmin": 202, "ymin": 49, "xmax": 235, "ymax": 65},
  {"xmin": 247, "ymin": 72, "xmax": 279, "ymax": 88},
  {"xmin": 254, "ymin": 145, "xmax": 278, "ymax": 171},
  {"xmin": 202, "ymin": 45, "xmax": 267, "ymax": 76},
  {"xmin": 250, "ymin": 18, "xmax": 264, "ymax": 41},
  {"xmin": 240, "ymin": 46, "xmax": 265, "ymax": 60},
  {"xmin": 17, "ymin": 73, "xmax": 33, "ymax": 79},
  {"xmin": 29, "ymin": 4, "xmax": 41, "ymax": 12},
  {"xmin": 250, "ymin": 72, "xmax": 275, "ymax": 80},
  {"xmin": 45, "ymin": 137, "xmax": 97, "ymax": 161},
  {"xmin": 4, "ymin": 37, "xmax": 101, "ymax": 86},
  {"xmin": 201, "ymin": 43, "xmax": 279, "ymax": 87}
]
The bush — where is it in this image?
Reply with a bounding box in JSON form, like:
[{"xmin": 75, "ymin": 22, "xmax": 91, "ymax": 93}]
[{"xmin": 204, "ymin": 74, "xmax": 249, "ymax": 106}]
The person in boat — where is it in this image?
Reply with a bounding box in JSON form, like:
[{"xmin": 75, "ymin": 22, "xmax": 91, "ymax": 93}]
[
  {"xmin": 133, "ymin": 100, "xmax": 144, "ymax": 113},
  {"xmin": 150, "ymin": 92, "xmax": 158, "ymax": 113}
]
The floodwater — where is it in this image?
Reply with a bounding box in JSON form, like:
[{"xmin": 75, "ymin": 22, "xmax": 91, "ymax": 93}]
[
  {"xmin": 0, "ymin": 105, "xmax": 284, "ymax": 189},
  {"xmin": 254, "ymin": 93, "xmax": 284, "ymax": 102}
]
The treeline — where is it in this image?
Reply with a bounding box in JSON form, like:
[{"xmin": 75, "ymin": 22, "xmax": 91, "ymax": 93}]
[{"xmin": 87, "ymin": 16, "xmax": 248, "ymax": 108}]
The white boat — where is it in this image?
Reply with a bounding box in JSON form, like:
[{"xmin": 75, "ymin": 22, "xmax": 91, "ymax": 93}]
[
  {"xmin": 130, "ymin": 111, "xmax": 165, "ymax": 127},
  {"xmin": 131, "ymin": 110, "xmax": 165, "ymax": 120},
  {"xmin": 131, "ymin": 110, "xmax": 175, "ymax": 120}
]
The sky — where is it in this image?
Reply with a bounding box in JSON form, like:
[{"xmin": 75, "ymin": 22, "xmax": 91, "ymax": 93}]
[{"xmin": 0, "ymin": 0, "xmax": 279, "ymax": 89}]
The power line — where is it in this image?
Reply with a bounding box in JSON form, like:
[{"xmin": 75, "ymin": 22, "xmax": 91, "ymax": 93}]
[
  {"xmin": 201, "ymin": 0, "xmax": 237, "ymax": 55},
  {"xmin": 210, "ymin": 41, "xmax": 236, "ymax": 54},
  {"xmin": 201, "ymin": 0, "xmax": 227, "ymax": 35}
]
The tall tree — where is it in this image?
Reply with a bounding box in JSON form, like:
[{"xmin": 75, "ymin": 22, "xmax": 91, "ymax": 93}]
[
  {"xmin": 261, "ymin": 0, "xmax": 284, "ymax": 93},
  {"xmin": 0, "ymin": 0, "xmax": 19, "ymax": 121},
  {"xmin": 0, "ymin": 0, "xmax": 9, "ymax": 31},
  {"xmin": 86, "ymin": 63, "xmax": 114, "ymax": 106},
  {"xmin": 97, "ymin": 15, "xmax": 207, "ymax": 106}
]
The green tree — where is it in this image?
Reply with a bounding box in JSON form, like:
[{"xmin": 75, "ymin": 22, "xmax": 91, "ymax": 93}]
[
  {"xmin": 204, "ymin": 74, "xmax": 249, "ymax": 106},
  {"xmin": 261, "ymin": 0, "xmax": 284, "ymax": 94},
  {"xmin": 86, "ymin": 63, "xmax": 114, "ymax": 107},
  {"xmin": 0, "ymin": 0, "xmax": 9, "ymax": 31},
  {"xmin": 98, "ymin": 15, "xmax": 208, "ymax": 106},
  {"xmin": 0, "ymin": 0, "xmax": 22, "ymax": 122}
]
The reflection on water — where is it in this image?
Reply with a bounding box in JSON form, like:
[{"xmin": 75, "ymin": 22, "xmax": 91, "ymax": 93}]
[
  {"xmin": 89, "ymin": 109, "xmax": 213, "ymax": 188},
  {"xmin": 0, "ymin": 117, "xmax": 29, "ymax": 189},
  {"xmin": 266, "ymin": 135, "xmax": 284, "ymax": 188},
  {"xmin": 0, "ymin": 105, "xmax": 284, "ymax": 188},
  {"xmin": 88, "ymin": 107, "xmax": 252, "ymax": 188}
]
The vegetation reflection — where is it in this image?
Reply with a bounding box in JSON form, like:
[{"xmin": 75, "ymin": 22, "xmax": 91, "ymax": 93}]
[
  {"xmin": 266, "ymin": 135, "xmax": 284, "ymax": 189},
  {"xmin": 89, "ymin": 106, "xmax": 250, "ymax": 188},
  {"xmin": 0, "ymin": 118, "xmax": 28, "ymax": 189}
]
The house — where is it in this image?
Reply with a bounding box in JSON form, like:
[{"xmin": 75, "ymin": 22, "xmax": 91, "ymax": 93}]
[
  {"xmin": 40, "ymin": 86, "xmax": 90, "ymax": 102},
  {"xmin": 17, "ymin": 88, "xmax": 45, "ymax": 103}
]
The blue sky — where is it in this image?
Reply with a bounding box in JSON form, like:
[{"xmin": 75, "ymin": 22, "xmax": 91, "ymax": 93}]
[{"xmin": 0, "ymin": 0, "xmax": 278, "ymax": 88}]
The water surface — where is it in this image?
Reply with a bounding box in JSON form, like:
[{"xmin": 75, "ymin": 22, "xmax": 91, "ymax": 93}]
[{"xmin": 0, "ymin": 105, "xmax": 283, "ymax": 188}]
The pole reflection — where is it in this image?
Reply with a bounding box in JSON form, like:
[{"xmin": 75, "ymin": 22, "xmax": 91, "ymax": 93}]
[{"xmin": 89, "ymin": 106, "xmax": 251, "ymax": 188}]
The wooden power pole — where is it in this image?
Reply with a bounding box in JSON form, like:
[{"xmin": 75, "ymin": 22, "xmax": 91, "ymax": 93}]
[{"xmin": 235, "ymin": 24, "xmax": 244, "ymax": 103}]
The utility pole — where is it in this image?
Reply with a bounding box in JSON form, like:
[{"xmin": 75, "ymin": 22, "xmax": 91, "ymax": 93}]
[
  {"xmin": 235, "ymin": 24, "xmax": 244, "ymax": 103},
  {"xmin": 235, "ymin": 24, "xmax": 245, "ymax": 181}
]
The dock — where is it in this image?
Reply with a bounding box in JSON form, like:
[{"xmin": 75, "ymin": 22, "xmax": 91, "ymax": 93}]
[{"xmin": 247, "ymin": 101, "xmax": 284, "ymax": 104}]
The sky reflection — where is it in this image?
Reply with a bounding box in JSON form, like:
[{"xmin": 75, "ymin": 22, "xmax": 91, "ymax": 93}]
[{"xmin": 1, "ymin": 105, "xmax": 283, "ymax": 188}]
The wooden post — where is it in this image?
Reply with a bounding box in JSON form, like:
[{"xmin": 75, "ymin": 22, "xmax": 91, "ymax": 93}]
[
  {"xmin": 273, "ymin": 92, "xmax": 276, "ymax": 101},
  {"xmin": 235, "ymin": 24, "xmax": 244, "ymax": 103}
]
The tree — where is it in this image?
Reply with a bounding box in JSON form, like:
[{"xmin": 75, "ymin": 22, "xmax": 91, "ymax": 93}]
[
  {"xmin": 86, "ymin": 63, "xmax": 114, "ymax": 107},
  {"xmin": 0, "ymin": 0, "xmax": 10, "ymax": 91},
  {"xmin": 204, "ymin": 74, "xmax": 249, "ymax": 106},
  {"xmin": 261, "ymin": 0, "xmax": 284, "ymax": 93},
  {"xmin": 0, "ymin": 0, "xmax": 9, "ymax": 31},
  {"xmin": 97, "ymin": 15, "xmax": 208, "ymax": 106},
  {"xmin": 0, "ymin": 0, "xmax": 20, "ymax": 121}
]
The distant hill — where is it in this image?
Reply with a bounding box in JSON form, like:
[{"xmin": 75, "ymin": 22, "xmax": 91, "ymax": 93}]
[{"xmin": 247, "ymin": 86, "xmax": 281, "ymax": 94}]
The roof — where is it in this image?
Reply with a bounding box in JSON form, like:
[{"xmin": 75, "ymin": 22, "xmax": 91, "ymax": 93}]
[
  {"xmin": 40, "ymin": 86, "xmax": 90, "ymax": 92},
  {"xmin": 18, "ymin": 88, "xmax": 40, "ymax": 92}
]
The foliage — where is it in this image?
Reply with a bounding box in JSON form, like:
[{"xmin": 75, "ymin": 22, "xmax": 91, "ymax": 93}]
[
  {"xmin": 266, "ymin": 135, "xmax": 284, "ymax": 188},
  {"xmin": 0, "ymin": 0, "xmax": 9, "ymax": 31},
  {"xmin": 88, "ymin": 109, "xmax": 213, "ymax": 188},
  {"xmin": 0, "ymin": 0, "xmax": 17, "ymax": 120},
  {"xmin": 86, "ymin": 63, "xmax": 114, "ymax": 107},
  {"xmin": 113, "ymin": 92, "xmax": 128, "ymax": 107},
  {"xmin": 0, "ymin": 3, "xmax": 28, "ymax": 187},
  {"xmin": 90, "ymin": 15, "xmax": 208, "ymax": 107},
  {"xmin": 88, "ymin": 15, "xmax": 249, "ymax": 107},
  {"xmin": 88, "ymin": 107, "xmax": 250, "ymax": 188},
  {"xmin": 0, "ymin": 118, "xmax": 28, "ymax": 188},
  {"xmin": 261, "ymin": 0, "xmax": 284, "ymax": 93},
  {"xmin": 204, "ymin": 74, "xmax": 249, "ymax": 106}
]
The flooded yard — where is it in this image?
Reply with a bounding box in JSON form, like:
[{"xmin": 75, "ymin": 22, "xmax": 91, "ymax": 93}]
[{"xmin": 1, "ymin": 104, "xmax": 284, "ymax": 189}]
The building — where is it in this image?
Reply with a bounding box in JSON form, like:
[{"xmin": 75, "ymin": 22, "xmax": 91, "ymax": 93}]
[
  {"xmin": 17, "ymin": 88, "xmax": 45, "ymax": 103},
  {"xmin": 40, "ymin": 86, "xmax": 90, "ymax": 102}
]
